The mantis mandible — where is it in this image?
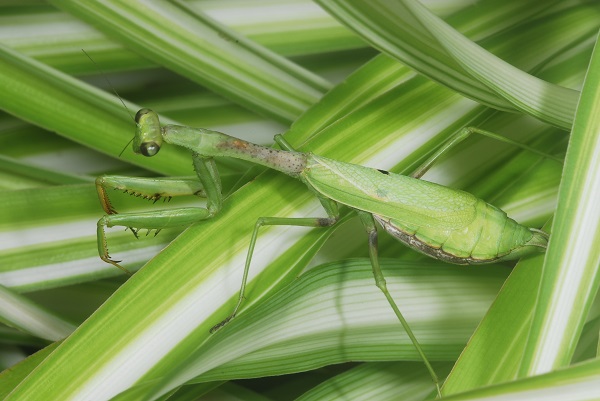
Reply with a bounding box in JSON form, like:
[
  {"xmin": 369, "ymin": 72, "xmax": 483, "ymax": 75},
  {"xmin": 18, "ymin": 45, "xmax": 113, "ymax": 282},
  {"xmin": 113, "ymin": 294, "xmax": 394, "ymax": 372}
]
[{"xmin": 96, "ymin": 109, "xmax": 550, "ymax": 396}]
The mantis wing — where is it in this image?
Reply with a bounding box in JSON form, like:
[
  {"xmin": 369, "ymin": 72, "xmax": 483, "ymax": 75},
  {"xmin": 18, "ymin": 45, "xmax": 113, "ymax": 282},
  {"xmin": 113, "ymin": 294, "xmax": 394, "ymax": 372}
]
[{"xmin": 302, "ymin": 154, "xmax": 479, "ymax": 230}]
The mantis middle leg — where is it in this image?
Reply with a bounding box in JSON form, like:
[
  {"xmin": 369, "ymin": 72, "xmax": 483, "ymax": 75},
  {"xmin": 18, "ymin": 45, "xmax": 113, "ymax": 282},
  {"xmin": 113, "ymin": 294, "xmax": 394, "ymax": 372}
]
[{"xmin": 210, "ymin": 196, "xmax": 340, "ymax": 332}]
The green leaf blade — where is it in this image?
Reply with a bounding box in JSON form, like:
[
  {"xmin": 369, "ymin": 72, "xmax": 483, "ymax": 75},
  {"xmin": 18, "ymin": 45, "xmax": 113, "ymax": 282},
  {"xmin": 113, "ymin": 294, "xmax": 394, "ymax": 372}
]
[
  {"xmin": 520, "ymin": 33, "xmax": 600, "ymax": 376},
  {"xmin": 49, "ymin": 0, "xmax": 332, "ymax": 123}
]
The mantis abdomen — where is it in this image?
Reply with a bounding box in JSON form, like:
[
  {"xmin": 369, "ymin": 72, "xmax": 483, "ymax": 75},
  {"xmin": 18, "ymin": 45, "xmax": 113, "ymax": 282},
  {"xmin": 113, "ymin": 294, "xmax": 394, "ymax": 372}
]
[
  {"xmin": 303, "ymin": 153, "xmax": 548, "ymax": 264},
  {"xmin": 374, "ymin": 201, "xmax": 547, "ymax": 265}
]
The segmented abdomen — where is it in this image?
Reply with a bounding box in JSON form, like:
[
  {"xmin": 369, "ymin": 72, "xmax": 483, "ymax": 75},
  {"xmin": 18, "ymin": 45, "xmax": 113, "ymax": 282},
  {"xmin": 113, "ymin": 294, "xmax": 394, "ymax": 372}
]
[{"xmin": 374, "ymin": 199, "xmax": 536, "ymax": 264}]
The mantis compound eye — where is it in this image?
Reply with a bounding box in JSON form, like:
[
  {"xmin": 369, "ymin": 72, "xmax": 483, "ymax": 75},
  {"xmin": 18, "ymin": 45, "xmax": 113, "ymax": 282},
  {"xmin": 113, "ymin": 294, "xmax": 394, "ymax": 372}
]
[
  {"xmin": 140, "ymin": 142, "xmax": 161, "ymax": 157},
  {"xmin": 133, "ymin": 108, "xmax": 163, "ymax": 156}
]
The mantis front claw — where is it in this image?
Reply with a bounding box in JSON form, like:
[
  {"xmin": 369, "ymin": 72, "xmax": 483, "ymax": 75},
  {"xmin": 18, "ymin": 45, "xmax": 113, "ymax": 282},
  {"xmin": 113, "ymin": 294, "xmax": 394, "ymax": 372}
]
[
  {"xmin": 101, "ymin": 254, "xmax": 132, "ymax": 276},
  {"xmin": 97, "ymin": 216, "xmax": 133, "ymax": 276}
]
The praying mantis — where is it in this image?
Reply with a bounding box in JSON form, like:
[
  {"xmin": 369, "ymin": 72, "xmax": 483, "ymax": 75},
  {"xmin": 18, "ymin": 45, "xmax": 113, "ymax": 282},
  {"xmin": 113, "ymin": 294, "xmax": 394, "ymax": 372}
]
[{"xmin": 96, "ymin": 109, "xmax": 551, "ymax": 396}]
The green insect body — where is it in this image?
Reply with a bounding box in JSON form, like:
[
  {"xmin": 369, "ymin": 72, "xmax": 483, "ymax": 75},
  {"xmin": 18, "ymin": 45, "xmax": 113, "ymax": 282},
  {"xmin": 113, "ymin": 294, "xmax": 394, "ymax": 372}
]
[
  {"xmin": 302, "ymin": 154, "xmax": 548, "ymax": 264},
  {"xmin": 97, "ymin": 109, "xmax": 553, "ymax": 396}
]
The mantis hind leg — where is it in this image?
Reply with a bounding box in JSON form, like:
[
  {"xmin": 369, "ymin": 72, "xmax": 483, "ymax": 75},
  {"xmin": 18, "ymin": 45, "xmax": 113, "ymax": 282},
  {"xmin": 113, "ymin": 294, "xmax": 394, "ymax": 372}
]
[
  {"xmin": 410, "ymin": 128, "xmax": 471, "ymax": 179},
  {"xmin": 410, "ymin": 126, "xmax": 562, "ymax": 179},
  {"xmin": 358, "ymin": 211, "xmax": 441, "ymax": 398},
  {"xmin": 210, "ymin": 196, "xmax": 339, "ymax": 333}
]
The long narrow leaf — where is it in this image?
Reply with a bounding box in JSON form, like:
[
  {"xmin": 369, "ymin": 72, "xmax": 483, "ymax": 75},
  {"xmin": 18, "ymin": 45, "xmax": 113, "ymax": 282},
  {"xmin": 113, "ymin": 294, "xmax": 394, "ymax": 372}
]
[
  {"xmin": 295, "ymin": 362, "xmax": 453, "ymax": 401},
  {"xmin": 443, "ymin": 358, "xmax": 600, "ymax": 401},
  {"xmin": 519, "ymin": 33, "xmax": 600, "ymax": 375},
  {"xmin": 0, "ymin": 44, "xmax": 191, "ymax": 175},
  {"xmin": 50, "ymin": 0, "xmax": 331, "ymax": 123},
  {"xmin": 2, "ymin": 2, "xmax": 597, "ymax": 400},
  {"xmin": 394, "ymin": 0, "xmax": 580, "ymax": 128},
  {"xmin": 315, "ymin": 0, "xmax": 594, "ymax": 128},
  {"xmin": 0, "ymin": 284, "xmax": 75, "ymax": 341},
  {"xmin": 0, "ymin": 1, "xmax": 365, "ymax": 74}
]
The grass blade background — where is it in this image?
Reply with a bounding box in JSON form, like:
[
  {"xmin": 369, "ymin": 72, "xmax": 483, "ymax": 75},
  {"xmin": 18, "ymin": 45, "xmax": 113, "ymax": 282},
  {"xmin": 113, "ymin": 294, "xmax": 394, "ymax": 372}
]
[
  {"xmin": 295, "ymin": 358, "xmax": 600, "ymax": 401},
  {"xmin": 50, "ymin": 0, "xmax": 331, "ymax": 123},
  {"xmin": 519, "ymin": 32, "xmax": 600, "ymax": 376},
  {"xmin": 315, "ymin": 0, "xmax": 590, "ymax": 128},
  {"xmin": 394, "ymin": 0, "xmax": 580, "ymax": 128},
  {"xmin": 1, "ymin": 1, "xmax": 599, "ymax": 400},
  {"xmin": 296, "ymin": 362, "xmax": 453, "ymax": 401},
  {"xmin": 0, "ymin": 284, "xmax": 74, "ymax": 341},
  {"xmin": 0, "ymin": 44, "xmax": 191, "ymax": 174},
  {"xmin": 443, "ymin": 358, "xmax": 600, "ymax": 401},
  {"xmin": 0, "ymin": 1, "xmax": 367, "ymax": 74}
]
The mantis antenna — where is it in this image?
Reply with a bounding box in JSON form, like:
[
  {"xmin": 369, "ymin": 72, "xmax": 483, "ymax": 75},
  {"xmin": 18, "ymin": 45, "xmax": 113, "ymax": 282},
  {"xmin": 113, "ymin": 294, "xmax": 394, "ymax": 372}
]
[{"xmin": 81, "ymin": 49, "xmax": 135, "ymax": 158}]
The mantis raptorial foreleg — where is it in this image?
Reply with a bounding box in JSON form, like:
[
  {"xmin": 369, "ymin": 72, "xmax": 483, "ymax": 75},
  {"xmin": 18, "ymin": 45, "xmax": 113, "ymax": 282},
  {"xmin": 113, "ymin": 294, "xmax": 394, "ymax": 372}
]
[
  {"xmin": 96, "ymin": 156, "xmax": 222, "ymax": 274},
  {"xmin": 96, "ymin": 176, "xmax": 206, "ymax": 215}
]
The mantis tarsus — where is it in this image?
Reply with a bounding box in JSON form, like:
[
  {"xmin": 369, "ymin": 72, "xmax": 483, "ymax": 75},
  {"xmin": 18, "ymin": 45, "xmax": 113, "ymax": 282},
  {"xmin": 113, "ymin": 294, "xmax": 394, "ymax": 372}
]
[{"xmin": 96, "ymin": 109, "xmax": 551, "ymax": 396}]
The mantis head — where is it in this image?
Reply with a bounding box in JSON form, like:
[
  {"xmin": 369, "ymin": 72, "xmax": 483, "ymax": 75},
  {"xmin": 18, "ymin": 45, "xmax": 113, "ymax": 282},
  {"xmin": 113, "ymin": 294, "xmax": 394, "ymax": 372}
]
[{"xmin": 134, "ymin": 108, "xmax": 163, "ymax": 157}]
